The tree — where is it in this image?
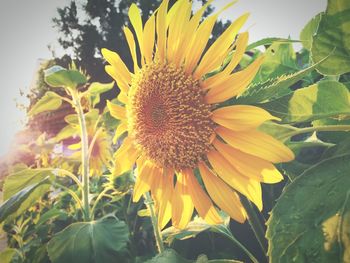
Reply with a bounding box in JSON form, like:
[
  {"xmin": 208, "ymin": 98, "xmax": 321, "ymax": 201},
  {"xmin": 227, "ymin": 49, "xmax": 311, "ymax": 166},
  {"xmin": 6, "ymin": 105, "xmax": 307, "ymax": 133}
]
[{"xmin": 53, "ymin": 0, "xmax": 230, "ymax": 87}]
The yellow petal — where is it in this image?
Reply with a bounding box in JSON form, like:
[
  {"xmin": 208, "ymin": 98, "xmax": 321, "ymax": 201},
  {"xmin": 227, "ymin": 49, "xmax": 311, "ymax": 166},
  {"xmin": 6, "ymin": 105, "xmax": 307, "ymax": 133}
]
[
  {"xmin": 174, "ymin": 0, "xmax": 214, "ymax": 66},
  {"xmin": 124, "ymin": 26, "xmax": 139, "ymax": 72},
  {"xmin": 207, "ymin": 149, "xmax": 263, "ymax": 210},
  {"xmin": 104, "ymin": 65, "xmax": 129, "ymax": 93},
  {"xmin": 213, "ymin": 139, "xmax": 284, "ymax": 183},
  {"xmin": 184, "ymin": 14, "xmax": 218, "ymax": 74},
  {"xmin": 113, "ymin": 121, "xmax": 128, "ymax": 144},
  {"xmin": 212, "ymin": 105, "xmax": 280, "ymax": 131},
  {"xmin": 205, "ymin": 56, "xmax": 264, "ymax": 104},
  {"xmin": 107, "ymin": 100, "xmax": 126, "ymax": 120},
  {"xmin": 184, "ymin": 169, "xmax": 222, "ymax": 225},
  {"xmin": 113, "ymin": 137, "xmax": 139, "ymax": 176},
  {"xmin": 216, "ymin": 126, "xmax": 295, "ymax": 163},
  {"xmin": 158, "ymin": 168, "xmax": 174, "ymax": 229},
  {"xmin": 184, "ymin": 1, "xmax": 237, "ymax": 74},
  {"xmin": 101, "ymin": 48, "xmax": 132, "ymax": 84},
  {"xmin": 128, "ymin": 4, "xmax": 143, "ymax": 58},
  {"xmin": 167, "ymin": 0, "xmax": 191, "ymax": 62},
  {"xmin": 194, "ymin": 13, "xmax": 249, "ymax": 79},
  {"xmin": 68, "ymin": 142, "xmax": 81, "ymax": 150},
  {"xmin": 156, "ymin": 0, "xmax": 169, "ymax": 61},
  {"xmin": 204, "ymin": 32, "xmax": 249, "ymax": 87},
  {"xmin": 198, "ymin": 162, "xmax": 246, "ymax": 223},
  {"xmin": 171, "ymin": 172, "xmax": 194, "ymax": 229},
  {"xmin": 143, "ymin": 14, "xmax": 155, "ymax": 64},
  {"xmin": 133, "ymin": 160, "xmax": 161, "ymax": 202},
  {"xmin": 150, "ymin": 168, "xmax": 163, "ymax": 207},
  {"xmin": 117, "ymin": 92, "xmax": 128, "ymax": 104}
]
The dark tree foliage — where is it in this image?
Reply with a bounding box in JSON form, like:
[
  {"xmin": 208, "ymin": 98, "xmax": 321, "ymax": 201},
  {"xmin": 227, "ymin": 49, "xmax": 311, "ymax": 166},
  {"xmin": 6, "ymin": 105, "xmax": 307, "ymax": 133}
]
[{"xmin": 53, "ymin": 0, "xmax": 230, "ymax": 87}]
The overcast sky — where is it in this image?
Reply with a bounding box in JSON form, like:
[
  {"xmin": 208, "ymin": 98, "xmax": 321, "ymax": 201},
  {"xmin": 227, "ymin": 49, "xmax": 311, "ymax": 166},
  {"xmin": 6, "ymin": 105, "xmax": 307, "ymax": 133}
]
[{"xmin": 0, "ymin": 0, "xmax": 327, "ymax": 157}]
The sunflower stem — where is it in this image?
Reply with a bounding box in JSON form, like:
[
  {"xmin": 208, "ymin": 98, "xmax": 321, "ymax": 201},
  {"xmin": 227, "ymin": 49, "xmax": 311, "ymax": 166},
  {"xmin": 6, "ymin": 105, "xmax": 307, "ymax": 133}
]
[
  {"xmin": 71, "ymin": 90, "xmax": 91, "ymax": 221},
  {"xmin": 279, "ymin": 125, "xmax": 350, "ymax": 141},
  {"xmin": 144, "ymin": 192, "xmax": 165, "ymax": 254},
  {"xmin": 241, "ymin": 197, "xmax": 268, "ymax": 256}
]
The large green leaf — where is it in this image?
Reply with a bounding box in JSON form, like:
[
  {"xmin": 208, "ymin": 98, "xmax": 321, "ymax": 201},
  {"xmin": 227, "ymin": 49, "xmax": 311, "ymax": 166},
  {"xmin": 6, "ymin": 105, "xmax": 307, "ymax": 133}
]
[
  {"xmin": 28, "ymin": 91, "xmax": 62, "ymax": 117},
  {"xmin": 0, "ymin": 177, "xmax": 51, "ymax": 223},
  {"xmin": 300, "ymin": 13, "xmax": 323, "ymax": 50},
  {"xmin": 44, "ymin": 66, "xmax": 87, "ymax": 89},
  {"xmin": 47, "ymin": 216, "xmax": 129, "ymax": 263},
  {"xmin": 253, "ymin": 42, "xmax": 298, "ymax": 84},
  {"xmin": 144, "ymin": 249, "xmax": 242, "ymax": 263},
  {"xmin": 238, "ymin": 61, "xmax": 320, "ymax": 104},
  {"xmin": 267, "ymin": 153, "xmax": 350, "ymax": 263},
  {"xmin": 162, "ymin": 216, "xmax": 255, "ymax": 263},
  {"xmin": 0, "ymin": 248, "xmax": 20, "ymax": 263},
  {"xmin": 246, "ymin": 38, "xmax": 300, "ymax": 51},
  {"xmin": 3, "ymin": 168, "xmax": 54, "ymax": 200},
  {"xmin": 260, "ymin": 80, "xmax": 350, "ymax": 123},
  {"xmin": 311, "ymin": 0, "xmax": 350, "ymax": 75},
  {"xmin": 144, "ymin": 249, "xmax": 192, "ymax": 263}
]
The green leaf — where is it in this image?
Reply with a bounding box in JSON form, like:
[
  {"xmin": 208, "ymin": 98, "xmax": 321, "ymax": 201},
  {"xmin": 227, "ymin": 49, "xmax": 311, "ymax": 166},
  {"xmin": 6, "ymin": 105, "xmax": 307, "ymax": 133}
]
[
  {"xmin": 313, "ymin": 117, "xmax": 350, "ymax": 143},
  {"xmin": 144, "ymin": 249, "xmax": 242, "ymax": 263},
  {"xmin": 246, "ymin": 38, "xmax": 300, "ymax": 51},
  {"xmin": 54, "ymin": 124, "xmax": 78, "ymax": 142},
  {"xmin": 238, "ymin": 61, "xmax": 321, "ymax": 104},
  {"xmin": 137, "ymin": 208, "xmax": 151, "ymax": 217},
  {"xmin": 44, "ymin": 66, "xmax": 87, "ymax": 89},
  {"xmin": 64, "ymin": 109, "xmax": 99, "ymax": 128},
  {"xmin": 3, "ymin": 168, "xmax": 54, "ymax": 200},
  {"xmin": 257, "ymin": 122, "xmax": 298, "ymax": 141},
  {"xmin": 0, "ymin": 248, "xmax": 20, "ymax": 263},
  {"xmin": 260, "ymin": 80, "xmax": 350, "ymax": 123},
  {"xmin": 267, "ymin": 153, "xmax": 350, "ymax": 263},
  {"xmin": 162, "ymin": 216, "xmax": 256, "ymax": 263},
  {"xmin": 144, "ymin": 249, "xmax": 192, "ymax": 263},
  {"xmin": 0, "ymin": 177, "xmax": 51, "ymax": 223},
  {"xmin": 253, "ymin": 42, "xmax": 298, "ymax": 84},
  {"xmin": 36, "ymin": 209, "xmax": 68, "ymax": 226},
  {"xmin": 162, "ymin": 216, "xmax": 230, "ymax": 243},
  {"xmin": 87, "ymin": 81, "xmax": 114, "ymax": 107},
  {"xmin": 28, "ymin": 91, "xmax": 62, "ymax": 117},
  {"xmin": 300, "ymin": 13, "xmax": 323, "ymax": 50},
  {"xmin": 47, "ymin": 216, "xmax": 129, "ymax": 263},
  {"xmin": 311, "ymin": 0, "xmax": 350, "ymax": 75}
]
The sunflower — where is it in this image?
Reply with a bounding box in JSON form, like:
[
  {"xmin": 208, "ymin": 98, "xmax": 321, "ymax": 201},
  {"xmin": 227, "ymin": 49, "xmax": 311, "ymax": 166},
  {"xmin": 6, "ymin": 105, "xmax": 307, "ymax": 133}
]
[
  {"xmin": 68, "ymin": 124, "xmax": 112, "ymax": 176},
  {"xmin": 103, "ymin": 0, "xmax": 294, "ymax": 229}
]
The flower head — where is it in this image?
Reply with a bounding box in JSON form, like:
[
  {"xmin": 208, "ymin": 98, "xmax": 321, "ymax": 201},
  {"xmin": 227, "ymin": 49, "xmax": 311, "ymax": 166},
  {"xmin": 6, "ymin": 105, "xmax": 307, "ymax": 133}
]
[
  {"xmin": 68, "ymin": 121, "xmax": 112, "ymax": 177},
  {"xmin": 103, "ymin": 0, "xmax": 294, "ymax": 229}
]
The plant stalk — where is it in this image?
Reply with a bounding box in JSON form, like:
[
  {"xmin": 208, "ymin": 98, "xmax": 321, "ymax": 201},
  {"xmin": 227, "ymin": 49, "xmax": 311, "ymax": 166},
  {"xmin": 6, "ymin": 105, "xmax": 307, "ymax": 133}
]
[
  {"xmin": 279, "ymin": 125, "xmax": 350, "ymax": 141},
  {"xmin": 241, "ymin": 197, "xmax": 268, "ymax": 256},
  {"xmin": 144, "ymin": 192, "xmax": 165, "ymax": 253},
  {"xmin": 72, "ymin": 90, "xmax": 91, "ymax": 221}
]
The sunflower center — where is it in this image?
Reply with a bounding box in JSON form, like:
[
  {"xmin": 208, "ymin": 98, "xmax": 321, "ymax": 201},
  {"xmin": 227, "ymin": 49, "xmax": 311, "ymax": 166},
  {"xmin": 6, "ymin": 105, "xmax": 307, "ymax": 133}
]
[{"xmin": 127, "ymin": 62, "xmax": 214, "ymax": 171}]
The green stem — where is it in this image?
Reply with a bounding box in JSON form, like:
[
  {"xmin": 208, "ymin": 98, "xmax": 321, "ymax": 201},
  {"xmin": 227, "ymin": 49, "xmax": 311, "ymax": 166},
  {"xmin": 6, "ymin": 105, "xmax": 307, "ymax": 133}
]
[
  {"xmin": 144, "ymin": 192, "xmax": 165, "ymax": 253},
  {"xmin": 279, "ymin": 125, "xmax": 350, "ymax": 141},
  {"xmin": 42, "ymin": 168, "xmax": 83, "ymax": 190},
  {"xmin": 71, "ymin": 90, "xmax": 91, "ymax": 221},
  {"xmin": 91, "ymin": 188, "xmax": 110, "ymax": 219},
  {"xmin": 241, "ymin": 197, "xmax": 268, "ymax": 256},
  {"xmin": 216, "ymin": 227, "xmax": 259, "ymax": 263},
  {"xmin": 57, "ymin": 169, "xmax": 83, "ymax": 190},
  {"xmin": 53, "ymin": 182, "xmax": 84, "ymax": 211}
]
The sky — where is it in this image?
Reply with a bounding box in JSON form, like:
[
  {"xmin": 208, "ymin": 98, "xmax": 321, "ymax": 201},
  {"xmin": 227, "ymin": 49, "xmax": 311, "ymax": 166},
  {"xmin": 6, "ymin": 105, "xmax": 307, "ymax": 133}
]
[{"xmin": 0, "ymin": 0, "xmax": 327, "ymax": 157}]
